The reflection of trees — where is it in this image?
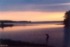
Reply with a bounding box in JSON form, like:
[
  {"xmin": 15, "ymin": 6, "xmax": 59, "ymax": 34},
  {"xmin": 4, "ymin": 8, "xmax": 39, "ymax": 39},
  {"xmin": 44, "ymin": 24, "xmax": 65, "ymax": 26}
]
[{"xmin": 0, "ymin": 21, "xmax": 13, "ymax": 29}]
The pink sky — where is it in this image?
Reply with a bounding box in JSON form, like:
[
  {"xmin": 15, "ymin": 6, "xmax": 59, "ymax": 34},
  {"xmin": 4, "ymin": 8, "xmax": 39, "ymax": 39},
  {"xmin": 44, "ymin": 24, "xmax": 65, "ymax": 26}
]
[{"xmin": 0, "ymin": 11, "xmax": 65, "ymax": 21}]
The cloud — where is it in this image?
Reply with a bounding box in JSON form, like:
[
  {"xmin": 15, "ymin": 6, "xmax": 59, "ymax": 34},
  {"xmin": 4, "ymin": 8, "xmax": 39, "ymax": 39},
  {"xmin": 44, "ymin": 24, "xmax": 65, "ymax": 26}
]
[
  {"xmin": 0, "ymin": 0, "xmax": 70, "ymax": 4},
  {"xmin": 0, "ymin": 0, "xmax": 70, "ymax": 12}
]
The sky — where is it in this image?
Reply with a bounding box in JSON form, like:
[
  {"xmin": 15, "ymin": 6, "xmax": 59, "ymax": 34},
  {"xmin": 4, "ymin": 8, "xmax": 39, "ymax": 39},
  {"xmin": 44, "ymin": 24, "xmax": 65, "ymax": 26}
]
[{"xmin": 0, "ymin": 0, "xmax": 70, "ymax": 21}]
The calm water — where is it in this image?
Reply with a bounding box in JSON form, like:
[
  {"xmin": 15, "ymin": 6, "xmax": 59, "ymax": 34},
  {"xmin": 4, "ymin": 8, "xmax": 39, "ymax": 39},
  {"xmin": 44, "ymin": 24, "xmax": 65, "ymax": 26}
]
[{"xmin": 0, "ymin": 23, "xmax": 64, "ymax": 47}]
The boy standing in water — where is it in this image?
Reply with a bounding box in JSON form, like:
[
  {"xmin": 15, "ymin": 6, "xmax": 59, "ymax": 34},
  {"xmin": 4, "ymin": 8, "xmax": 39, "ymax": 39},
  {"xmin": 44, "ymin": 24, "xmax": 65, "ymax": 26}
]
[{"xmin": 46, "ymin": 34, "xmax": 49, "ymax": 45}]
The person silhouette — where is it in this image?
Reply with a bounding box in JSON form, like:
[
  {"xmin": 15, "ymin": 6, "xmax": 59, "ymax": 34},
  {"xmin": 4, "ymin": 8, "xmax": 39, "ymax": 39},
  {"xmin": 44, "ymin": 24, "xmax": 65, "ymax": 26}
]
[
  {"xmin": 63, "ymin": 10, "xmax": 70, "ymax": 47},
  {"xmin": 46, "ymin": 34, "xmax": 49, "ymax": 45}
]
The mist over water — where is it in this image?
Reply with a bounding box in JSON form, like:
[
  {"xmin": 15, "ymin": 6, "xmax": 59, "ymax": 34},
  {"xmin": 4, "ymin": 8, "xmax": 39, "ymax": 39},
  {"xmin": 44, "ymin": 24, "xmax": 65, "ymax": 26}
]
[{"xmin": 0, "ymin": 23, "xmax": 64, "ymax": 47}]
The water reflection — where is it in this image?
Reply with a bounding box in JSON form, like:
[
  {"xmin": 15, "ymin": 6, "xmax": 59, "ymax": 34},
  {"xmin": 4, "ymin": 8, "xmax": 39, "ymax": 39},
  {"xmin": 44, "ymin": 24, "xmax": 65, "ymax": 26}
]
[
  {"xmin": 0, "ymin": 24, "xmax": 63, "ymax": 31},
  {"xmin": 0, "ymin": 24, "xmax": 64, "ymax": 47}
]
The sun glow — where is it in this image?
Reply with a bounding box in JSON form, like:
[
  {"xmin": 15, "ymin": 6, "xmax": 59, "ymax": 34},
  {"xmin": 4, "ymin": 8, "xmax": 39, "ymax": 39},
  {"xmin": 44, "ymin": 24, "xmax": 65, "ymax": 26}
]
[{"xmin": 0, "ymin": 11, "xmax": 65, "ymax": 21}]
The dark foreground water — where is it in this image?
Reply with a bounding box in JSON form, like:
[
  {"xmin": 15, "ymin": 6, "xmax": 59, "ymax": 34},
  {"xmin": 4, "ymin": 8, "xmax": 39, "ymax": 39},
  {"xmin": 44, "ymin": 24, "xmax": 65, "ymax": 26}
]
[{"xmin": 0, "ymin": 23, "xmax": 64, "ymax": 47}]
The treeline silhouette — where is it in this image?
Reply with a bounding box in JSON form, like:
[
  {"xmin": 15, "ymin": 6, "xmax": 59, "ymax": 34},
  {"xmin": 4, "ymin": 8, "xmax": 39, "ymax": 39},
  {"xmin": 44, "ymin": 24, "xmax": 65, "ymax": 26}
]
[
  {"xmin": 0, "ymin": 20, "xmax": 31, "ymax": 28},
  {"xmin": 0, "ymin": 20, "xmax": 31, "ymax": 23}
]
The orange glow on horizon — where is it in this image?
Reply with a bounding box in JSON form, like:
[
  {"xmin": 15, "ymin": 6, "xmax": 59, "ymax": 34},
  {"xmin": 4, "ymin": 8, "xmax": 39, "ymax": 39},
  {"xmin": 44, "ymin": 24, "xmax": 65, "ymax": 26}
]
[{"xmin": 0, "ymin": 11, "xmax": 65, "ymax": 21}]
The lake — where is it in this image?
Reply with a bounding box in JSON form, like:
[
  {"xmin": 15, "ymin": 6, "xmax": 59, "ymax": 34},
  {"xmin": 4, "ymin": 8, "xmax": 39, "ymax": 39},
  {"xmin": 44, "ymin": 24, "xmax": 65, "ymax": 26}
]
[{"xmin": 0, "ymin": 23, "xmax": 64, "ymax": 47}]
